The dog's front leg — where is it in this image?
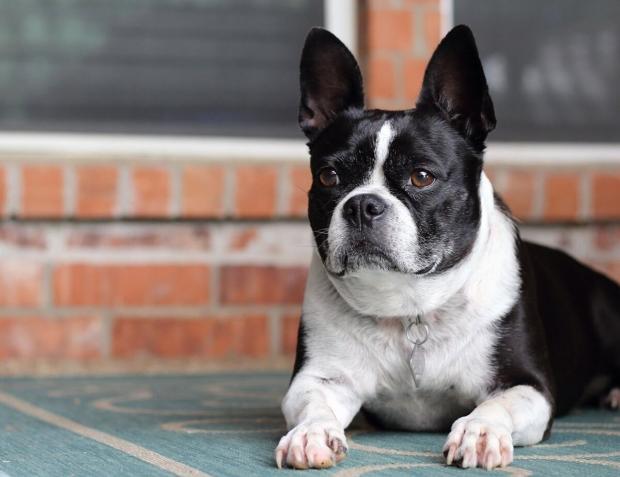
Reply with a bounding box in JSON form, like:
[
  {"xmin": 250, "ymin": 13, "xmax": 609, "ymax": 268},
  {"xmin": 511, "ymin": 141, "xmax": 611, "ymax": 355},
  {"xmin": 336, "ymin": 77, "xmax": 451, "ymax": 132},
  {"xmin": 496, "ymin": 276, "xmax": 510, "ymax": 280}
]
[
  {"xmin": 275, "ymin": 370, "xmax": 362, "ymax": 469},
  {"xmin": 443, "ymin": 385, "xmax": 552, "ymax": 470}
]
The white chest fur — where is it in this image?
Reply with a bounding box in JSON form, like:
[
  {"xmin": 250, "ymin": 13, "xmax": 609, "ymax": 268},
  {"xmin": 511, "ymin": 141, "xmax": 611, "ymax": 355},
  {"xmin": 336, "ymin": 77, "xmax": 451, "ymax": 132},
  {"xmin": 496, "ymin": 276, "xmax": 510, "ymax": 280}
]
[{"xmin": 302, "ymin": 262, "xmax": 501, "ymax": 430}]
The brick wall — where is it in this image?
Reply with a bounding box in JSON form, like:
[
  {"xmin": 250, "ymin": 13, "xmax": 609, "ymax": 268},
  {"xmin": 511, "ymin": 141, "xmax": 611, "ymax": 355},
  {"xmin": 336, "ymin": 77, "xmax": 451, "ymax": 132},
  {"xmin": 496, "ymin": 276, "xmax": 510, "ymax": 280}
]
[
  {"xmin": 0, "ymin": 0, "xmax": 619, "ymax": 367},
  {"xmin": 362, "ymin": 0, "xmax": 443, "ymax": 110},
  {"xmin": 0, "ymin": 162, "xmax": 311, "ymax": 220},
  {"xmin": 1, "ymin": 158, "xmax": 619, "ymax": 364}
]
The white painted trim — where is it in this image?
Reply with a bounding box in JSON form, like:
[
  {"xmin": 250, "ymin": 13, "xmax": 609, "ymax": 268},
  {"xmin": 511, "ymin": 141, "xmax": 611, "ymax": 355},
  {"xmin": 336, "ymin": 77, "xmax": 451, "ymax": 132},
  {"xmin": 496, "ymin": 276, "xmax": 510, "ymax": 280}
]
[
  {"xmin": 439, "ymin": 0, "xmax": 454, "ymax": 36},
  {"xmin": 485, "ymin": 142, "xmax": 620, "ymax": 166},
  {"xmin": 324, "ymin": 0, "xmax": 358, "ymax": 56},
  {"xmin": 0, "ymin": 132, "xmax": 308, "ymax": 162}
]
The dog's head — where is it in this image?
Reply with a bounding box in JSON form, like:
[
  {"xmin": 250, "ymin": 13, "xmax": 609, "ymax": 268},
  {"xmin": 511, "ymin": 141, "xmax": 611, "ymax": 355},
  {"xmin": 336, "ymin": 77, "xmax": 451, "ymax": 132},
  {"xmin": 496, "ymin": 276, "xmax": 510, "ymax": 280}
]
[{"xmin": 300, "ymin": 25, "xmax": 496, "ymax": 288}]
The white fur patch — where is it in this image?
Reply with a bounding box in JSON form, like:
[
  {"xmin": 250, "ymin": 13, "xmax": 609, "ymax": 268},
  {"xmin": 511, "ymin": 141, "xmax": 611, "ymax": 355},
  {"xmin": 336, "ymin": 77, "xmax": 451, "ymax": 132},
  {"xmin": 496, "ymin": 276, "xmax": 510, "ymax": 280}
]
[{"xmin": 370, "ymin": 121, "xmax": 394, "ymax": 185}]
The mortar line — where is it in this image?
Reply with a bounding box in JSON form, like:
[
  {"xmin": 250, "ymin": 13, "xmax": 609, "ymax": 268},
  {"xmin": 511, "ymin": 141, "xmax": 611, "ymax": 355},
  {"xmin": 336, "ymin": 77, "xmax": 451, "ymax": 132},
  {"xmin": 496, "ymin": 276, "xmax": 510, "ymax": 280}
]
[
  {"xmin": 6, "ymin": 163, "xmax": 21, "ymax": 217},
  {"xmin": 169, "ymin": 163, "xmax": 182, "ymax": 218},
  {"xmin": 63, "ymin": 164, "xmax": 76, "ymax": 216}
]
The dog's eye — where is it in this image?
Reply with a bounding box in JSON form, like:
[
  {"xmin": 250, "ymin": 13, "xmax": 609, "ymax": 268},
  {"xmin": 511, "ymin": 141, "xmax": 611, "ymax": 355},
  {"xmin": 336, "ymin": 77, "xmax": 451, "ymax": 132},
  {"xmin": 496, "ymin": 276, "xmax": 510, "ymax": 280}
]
[
  {"xmin": 410, "ymin": 169, "xmax": 435, "ymax": 188},
  {"xmin": 318, "ymin": 167, "xmax": 339, "ymax": 187}
]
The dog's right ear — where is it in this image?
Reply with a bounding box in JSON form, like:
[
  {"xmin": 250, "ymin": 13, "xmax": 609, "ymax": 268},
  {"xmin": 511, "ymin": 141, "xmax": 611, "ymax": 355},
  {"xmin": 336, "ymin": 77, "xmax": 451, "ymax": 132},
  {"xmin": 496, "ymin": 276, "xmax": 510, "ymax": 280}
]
[
  {"xmin": 299, "ymin": 28, "xmax": 364, "ymax": 140},
  {"xmin": 417, "ymin": 25, "xmax": 496, "ymax": 149}
]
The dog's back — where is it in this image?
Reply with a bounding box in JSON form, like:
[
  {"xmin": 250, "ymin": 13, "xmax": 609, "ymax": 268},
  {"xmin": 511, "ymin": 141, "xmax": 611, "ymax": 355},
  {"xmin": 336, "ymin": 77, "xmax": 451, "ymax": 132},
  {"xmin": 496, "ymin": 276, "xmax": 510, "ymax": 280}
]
[{"xmin": 522, "ymin": 240, "xmax": 620, "ymax": 414}]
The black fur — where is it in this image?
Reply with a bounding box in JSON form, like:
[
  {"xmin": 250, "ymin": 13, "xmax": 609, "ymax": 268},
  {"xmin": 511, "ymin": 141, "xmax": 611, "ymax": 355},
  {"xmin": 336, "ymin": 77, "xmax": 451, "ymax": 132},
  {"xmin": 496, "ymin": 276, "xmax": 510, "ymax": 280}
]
[{"xmin": 510, "ymin": 241, "xmax": 620, "ymax": 413}]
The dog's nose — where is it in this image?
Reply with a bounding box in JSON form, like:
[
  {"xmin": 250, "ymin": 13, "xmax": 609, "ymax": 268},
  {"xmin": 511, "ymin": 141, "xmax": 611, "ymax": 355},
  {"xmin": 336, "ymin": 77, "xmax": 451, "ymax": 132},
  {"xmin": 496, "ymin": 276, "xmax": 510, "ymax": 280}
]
[{"xmin": 343, "ymin": 194, "xmax": 387, "ymax": 228}]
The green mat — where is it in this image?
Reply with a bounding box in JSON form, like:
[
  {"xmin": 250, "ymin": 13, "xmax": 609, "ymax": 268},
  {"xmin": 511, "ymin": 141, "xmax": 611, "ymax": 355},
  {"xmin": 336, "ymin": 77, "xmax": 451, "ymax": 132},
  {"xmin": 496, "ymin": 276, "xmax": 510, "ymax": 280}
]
[{"xmin": 0, "ymin": 373, "xmax": 618, "ymax": 476}]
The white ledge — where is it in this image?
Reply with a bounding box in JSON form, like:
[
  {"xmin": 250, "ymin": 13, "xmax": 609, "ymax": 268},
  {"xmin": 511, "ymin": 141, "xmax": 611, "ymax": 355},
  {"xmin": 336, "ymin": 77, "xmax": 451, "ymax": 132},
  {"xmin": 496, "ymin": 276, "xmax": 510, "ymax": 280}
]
[
  {"xmin": 0, "ymin": 132, "xmax": 618, "ymax": 166},
  {"xmin": 0, "ymin": 132, "xmax": 309, "ymax": 162},
  {"xmin": 485, "ymin": 142, "xmax": 620, "ymax": 166}
]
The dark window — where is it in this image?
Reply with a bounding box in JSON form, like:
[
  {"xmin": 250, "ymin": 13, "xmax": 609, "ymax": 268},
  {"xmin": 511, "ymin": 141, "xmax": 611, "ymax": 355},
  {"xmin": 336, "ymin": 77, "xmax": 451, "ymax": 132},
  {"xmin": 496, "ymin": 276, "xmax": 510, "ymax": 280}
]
[
  {"xmin": 455, "ymin": 0, "xmax": 620, "ymax": 142},
  {"xmin": 0, "ymin": 0, "xmax": 323, "ymax": 138}
]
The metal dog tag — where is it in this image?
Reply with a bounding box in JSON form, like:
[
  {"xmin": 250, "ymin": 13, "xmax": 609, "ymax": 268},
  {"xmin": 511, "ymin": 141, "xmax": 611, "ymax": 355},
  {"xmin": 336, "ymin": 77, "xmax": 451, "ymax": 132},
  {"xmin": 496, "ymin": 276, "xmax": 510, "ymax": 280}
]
[{"xmin": 405, "ymin": 316, "xmax": 429, "ymax": 387}]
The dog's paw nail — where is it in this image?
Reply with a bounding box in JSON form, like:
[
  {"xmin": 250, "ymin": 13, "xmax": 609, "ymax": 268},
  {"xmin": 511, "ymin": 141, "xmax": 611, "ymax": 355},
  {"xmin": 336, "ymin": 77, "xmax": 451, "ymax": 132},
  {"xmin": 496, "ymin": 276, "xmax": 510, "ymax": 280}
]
[
  {"xmin": 444, "ymin": 444, "xmax": 457, "ymax": 465},
  {"xmin": 275, "ymin": 449, "xmax": 285, "ymax": 469},
  {"xmin": 329, "ymin": 437, "xmax": 347, "ymax": 456}
]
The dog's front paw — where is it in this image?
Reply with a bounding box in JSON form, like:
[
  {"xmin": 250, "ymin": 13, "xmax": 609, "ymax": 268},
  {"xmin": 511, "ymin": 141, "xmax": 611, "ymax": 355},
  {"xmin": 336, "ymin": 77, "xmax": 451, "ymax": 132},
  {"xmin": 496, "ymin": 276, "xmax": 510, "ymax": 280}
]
[
  {"xmin": 275, "ymin": 420, "xmax": 347, "ymax": 469},
  {"xmin": 443, "ymin": 416, "xmax": 513, "ymax": 470}
]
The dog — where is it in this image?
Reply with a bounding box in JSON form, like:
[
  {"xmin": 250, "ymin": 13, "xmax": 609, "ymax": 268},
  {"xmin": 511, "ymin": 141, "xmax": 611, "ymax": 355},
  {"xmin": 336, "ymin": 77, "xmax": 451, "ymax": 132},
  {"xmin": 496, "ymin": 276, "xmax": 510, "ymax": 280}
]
[{"xmin": 275, "ymin": 25, "xmax": 620, "ymax": 470}]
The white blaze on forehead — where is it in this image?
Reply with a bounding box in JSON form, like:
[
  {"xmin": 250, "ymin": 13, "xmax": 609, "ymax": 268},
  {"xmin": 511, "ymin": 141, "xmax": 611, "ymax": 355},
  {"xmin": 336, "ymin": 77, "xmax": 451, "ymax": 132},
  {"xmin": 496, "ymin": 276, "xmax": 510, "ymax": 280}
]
[{"xmin": 370, "ymin": 121, "xmax": 394, "ymax": 185}]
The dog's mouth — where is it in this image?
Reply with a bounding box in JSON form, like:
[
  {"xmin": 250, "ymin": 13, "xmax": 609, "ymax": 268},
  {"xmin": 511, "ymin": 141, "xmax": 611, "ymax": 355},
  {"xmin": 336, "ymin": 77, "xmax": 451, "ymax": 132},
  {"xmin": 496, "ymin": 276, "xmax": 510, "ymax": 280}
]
[
  {"xmin": 326, "ymin": 241, "xmax": 438, "ymax": 278},
  {"xmin": 327, "ymin": 240, "xmax": 403, "ymax": 274},
  {"xmin": 326, "ymin": 242, "xmax": 393, "ymax": 276}
]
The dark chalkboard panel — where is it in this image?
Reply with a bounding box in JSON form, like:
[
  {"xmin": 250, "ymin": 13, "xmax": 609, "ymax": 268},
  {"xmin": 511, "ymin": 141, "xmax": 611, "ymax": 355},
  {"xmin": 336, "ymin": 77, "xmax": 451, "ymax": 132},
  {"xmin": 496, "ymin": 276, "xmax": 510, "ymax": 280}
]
[
  {"xmin": 0, "ymin": 0, "xmax": 323, "ymax": 137},
  {"xmin": 455, "ymin": 0, "xmax": 620, "ymax": 142}
]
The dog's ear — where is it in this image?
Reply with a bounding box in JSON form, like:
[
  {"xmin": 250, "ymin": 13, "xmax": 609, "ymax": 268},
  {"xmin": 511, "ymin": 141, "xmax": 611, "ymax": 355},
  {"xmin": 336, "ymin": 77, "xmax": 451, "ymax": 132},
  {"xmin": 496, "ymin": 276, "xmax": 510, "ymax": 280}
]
[
  {"xmin": 417, "ymin": 25, "xmax": 496, "ymax": 148},
  {"xmin": 299, "ymin": 28, "xmax": 364, "ymax": 140}
]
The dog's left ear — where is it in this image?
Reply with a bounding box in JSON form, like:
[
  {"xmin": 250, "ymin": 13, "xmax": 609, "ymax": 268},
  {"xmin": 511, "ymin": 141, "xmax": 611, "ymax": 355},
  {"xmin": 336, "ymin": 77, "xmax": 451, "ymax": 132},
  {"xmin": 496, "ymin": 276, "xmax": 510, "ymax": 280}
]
[
  {"xmin": 417, "ymin": 25, "xmax": 496, "ymax": 148},
  {"xmin": 299, "ymin": 28, "xmax": 364, "ymax": 140}
]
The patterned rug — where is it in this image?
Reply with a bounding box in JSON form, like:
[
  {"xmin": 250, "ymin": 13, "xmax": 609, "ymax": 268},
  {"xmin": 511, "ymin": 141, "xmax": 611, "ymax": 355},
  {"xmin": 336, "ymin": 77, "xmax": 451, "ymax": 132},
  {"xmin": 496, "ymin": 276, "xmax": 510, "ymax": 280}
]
[{"xmin": 0, "ymin": 372, "xmax": 618, "ymax": 476}]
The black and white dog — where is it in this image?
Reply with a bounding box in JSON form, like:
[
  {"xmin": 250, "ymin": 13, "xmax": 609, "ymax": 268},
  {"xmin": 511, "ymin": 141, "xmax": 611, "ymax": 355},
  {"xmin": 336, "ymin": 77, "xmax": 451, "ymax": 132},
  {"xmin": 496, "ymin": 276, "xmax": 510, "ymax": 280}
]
[{"xmin": 275, "ymin": 25, "xmax": 620, "ymax": 470}]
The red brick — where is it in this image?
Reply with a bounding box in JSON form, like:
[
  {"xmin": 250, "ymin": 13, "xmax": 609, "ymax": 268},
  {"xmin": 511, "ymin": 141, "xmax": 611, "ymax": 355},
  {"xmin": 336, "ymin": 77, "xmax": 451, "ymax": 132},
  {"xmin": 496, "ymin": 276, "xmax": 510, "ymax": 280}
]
[
  {"xmin": 423, "ymin": 8, "xmax": 441, "ymax": 51},
  {"xmin": 282, "ymin": 315, "xmax": 301, "ymax": 355},
  {"xmin": 21, "ymin": 165, "xmax": 64, "ymax": 218},
  {"xmin": 220, "ymin": 266, "xmax": 307, "ymax": 305},
  {"xmin": 76, "ymin": 165, "xmax": 118, "ymax": 218},
  {"xmin": 111, "ymin": 315, "xmax": 269, "ymax": 359},
  {"xmin": 53, "ymin": 264, "xmax": 210, "ymax": 306},
  {"xmin": 234, "ymin": 166, "xmax": 278, "ymax": 218},
  {"xmin": 367, "ymin": 8, "xmax": 412, "ymax": 51},
  {"xmin": 181, "ymin": 165, "xmax": 225, "ymax": 217},
  {"xmin": 543, "ymin": 173, "xmax": 580, "ymax": 221},
  {"xmin": 592, "ymin": 173, "xmax": 620, "ymax": 220},
  {"xmin": 403, "ymin": 57, "xmax": 427, "ymax": 102},
  {"xmin": 0, "ymin": 261, "xmax": 43, "ymax": 307},
  {"xmin": 367, "ymin": 56, "xmax": 397, "ymax": 100},
  {"xmin": 501, "ymin": 170, "xmax": 536, "ymax": 219},
  {"xmin": 289, "ymin": 166, "xmax": 312, "ymax": 216},
  {"xmin": 132, "ymin": 166, "xmax": 170, "ymax": 217},
  {"xmin": 366, "ymin": 0, "xmax": 394, "ymax": 7},
  {"xmin": 0, "ymin": 316, "xmax": 102, "ymax": 359}
]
